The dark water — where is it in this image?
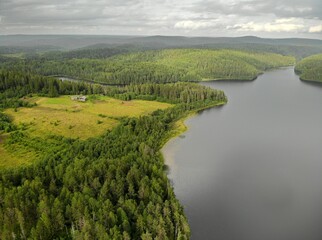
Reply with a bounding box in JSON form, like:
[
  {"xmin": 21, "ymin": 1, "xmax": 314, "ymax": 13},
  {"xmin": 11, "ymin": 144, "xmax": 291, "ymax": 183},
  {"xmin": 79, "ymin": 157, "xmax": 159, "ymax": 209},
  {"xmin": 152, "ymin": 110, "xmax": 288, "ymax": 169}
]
[
  {"xmin": 57, "ymin": 76, "xmax": 125, "ymax": 86},
  {"xmin": 162, "ymin": 67, "xmax": 322, "ymax": 240}
]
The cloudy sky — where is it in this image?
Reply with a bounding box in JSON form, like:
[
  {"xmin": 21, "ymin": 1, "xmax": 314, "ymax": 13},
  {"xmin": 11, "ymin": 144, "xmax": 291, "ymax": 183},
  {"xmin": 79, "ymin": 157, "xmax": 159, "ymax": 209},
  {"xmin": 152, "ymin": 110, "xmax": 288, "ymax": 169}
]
[{"xmin": 0, "ymin": 0, "xmax": 321, "ymax": 38}]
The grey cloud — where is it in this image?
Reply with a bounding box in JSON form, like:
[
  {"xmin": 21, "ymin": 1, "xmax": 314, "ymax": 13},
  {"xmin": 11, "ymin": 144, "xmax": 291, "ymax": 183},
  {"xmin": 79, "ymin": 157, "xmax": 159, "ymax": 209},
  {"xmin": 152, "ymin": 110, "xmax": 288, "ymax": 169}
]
[
  {"xmin": 192, "ymin": 0, "xmax": 322, "ymax": 19},
  {"xmin": 0, "ymin": 0, "xmax": 321, "ymax": 37},
  {"xmin": 0, "ymin": 0, "xmax": 155, "ymax": 34}
]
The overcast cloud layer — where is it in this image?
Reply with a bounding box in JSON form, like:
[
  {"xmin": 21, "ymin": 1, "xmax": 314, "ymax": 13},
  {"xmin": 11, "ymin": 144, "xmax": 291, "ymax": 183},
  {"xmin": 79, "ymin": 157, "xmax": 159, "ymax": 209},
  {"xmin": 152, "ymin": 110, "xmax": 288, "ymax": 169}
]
[{"xmin": 0, "ymin": 0, "xmax": 321, "ymax": 38}]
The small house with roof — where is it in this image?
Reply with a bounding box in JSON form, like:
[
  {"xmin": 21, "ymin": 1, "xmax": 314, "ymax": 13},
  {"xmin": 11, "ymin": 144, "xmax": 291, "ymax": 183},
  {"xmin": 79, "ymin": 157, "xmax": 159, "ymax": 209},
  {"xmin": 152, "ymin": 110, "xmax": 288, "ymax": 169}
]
[{"xmin": 71, "ymin": 95, "xmax": 87, "ymax": 102}]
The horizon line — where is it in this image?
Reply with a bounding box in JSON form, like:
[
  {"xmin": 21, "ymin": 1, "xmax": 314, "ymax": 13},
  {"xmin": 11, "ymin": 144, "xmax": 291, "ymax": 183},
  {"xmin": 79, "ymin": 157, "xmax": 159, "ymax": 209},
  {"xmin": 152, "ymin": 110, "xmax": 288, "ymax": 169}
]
[{"xmin": 0, "ymin": 34, "xmax": 321, "ymax": 41}]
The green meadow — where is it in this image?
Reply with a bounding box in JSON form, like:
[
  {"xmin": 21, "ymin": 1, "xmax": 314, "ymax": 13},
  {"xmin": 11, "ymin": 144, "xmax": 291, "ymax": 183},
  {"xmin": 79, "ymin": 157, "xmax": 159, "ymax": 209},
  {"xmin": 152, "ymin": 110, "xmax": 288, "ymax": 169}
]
[
  {"xmin": 1, "ymin": 95, "xmax": 171, "ymax": 167},
  {"xmin": 4, "ymin": 95, "xmax": 172, "ymax": 140}
]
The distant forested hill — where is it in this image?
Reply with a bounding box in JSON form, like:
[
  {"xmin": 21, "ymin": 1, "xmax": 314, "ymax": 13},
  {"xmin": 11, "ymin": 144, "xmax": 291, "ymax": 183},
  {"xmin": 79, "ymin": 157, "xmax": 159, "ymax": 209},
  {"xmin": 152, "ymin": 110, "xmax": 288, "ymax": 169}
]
[
  {"xmin": 1, "ymin": 35, "xmax": 322, "ymax": 49},
  {"xmin": 1, "ymin": 35, "xmax": 322, "ymax": 60},
  {"xmin": 295, "ymin": 54, "xmax": 322, "ymax": 82},
  {"xmin": 1, "ymin": 49, "xmax": 295, "ymax": 84}
]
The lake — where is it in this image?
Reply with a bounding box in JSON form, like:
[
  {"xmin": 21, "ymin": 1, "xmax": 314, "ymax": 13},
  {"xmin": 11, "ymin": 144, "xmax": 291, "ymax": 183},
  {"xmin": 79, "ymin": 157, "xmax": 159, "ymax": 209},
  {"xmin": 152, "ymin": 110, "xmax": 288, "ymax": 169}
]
[{"xmin": 162, "ymin": 67, "xmax": 322, "ymax": 240}]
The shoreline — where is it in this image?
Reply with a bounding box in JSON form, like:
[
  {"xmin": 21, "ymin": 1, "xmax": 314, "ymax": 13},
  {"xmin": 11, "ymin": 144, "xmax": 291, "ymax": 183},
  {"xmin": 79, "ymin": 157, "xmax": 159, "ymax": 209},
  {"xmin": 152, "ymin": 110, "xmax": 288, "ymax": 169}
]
[
  {"xmin": 160, "ymin": 100, "xmax": 226, "ymax": 170},
  {"xmin": 158, "ymin": 66, "xmax": 322, "ymax": 239},
  {"xmin": 200, "ymin": 65, "xmax": 295, "ymax": 82}
]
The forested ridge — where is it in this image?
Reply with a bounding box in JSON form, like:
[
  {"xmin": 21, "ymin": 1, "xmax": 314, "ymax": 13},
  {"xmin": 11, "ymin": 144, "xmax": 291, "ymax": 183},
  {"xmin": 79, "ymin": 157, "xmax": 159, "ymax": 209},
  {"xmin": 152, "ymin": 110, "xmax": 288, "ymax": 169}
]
[
  {"xmin": 0, "ymin": 71, "xmax": 227, "ymax": 239},
  {"xmin": 295, "ymin": 54, "xmax": 322, "ymax": 82},
  {"xmin": 1, "ymin": 49, "xmax": 294, "ymax": 85}
]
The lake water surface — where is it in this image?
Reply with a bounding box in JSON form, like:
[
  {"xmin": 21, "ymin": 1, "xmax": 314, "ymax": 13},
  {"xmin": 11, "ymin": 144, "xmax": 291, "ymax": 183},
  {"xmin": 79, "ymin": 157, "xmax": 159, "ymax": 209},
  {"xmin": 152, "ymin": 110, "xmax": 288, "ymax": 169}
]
[{"xmin": 163, "ymin": 67, "xmax": 322, "ymax": 240}]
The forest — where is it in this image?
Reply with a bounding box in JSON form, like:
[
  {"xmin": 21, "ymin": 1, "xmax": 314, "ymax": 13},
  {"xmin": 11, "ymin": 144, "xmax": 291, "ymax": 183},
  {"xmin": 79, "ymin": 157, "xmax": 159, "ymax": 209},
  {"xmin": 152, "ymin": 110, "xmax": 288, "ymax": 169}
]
[
  {"xmin": 295, "ymin": 54, "xmax": 322, "ymax": 82},
  {"xmin": 0, "ymin": 70, "xmax": 226, "ymax": 239},
  {"xmin": 0, "ymin": 49, "xmax": 294, "ymax": 85}
]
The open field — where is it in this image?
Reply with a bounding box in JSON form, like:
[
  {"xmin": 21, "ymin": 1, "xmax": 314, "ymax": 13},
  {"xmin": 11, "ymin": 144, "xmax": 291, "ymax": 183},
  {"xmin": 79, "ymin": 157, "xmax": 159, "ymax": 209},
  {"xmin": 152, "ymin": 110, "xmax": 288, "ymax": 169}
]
[
  {"xmin": 1, "ymin": 53, "xmax": 25, "ymax": 58},
  {"xmin": 0, "ymin": 95, "xmax": 171, "ymax": 167},
  {"xmin": 4, "ymin": 95, "xmax": 172, "ymax": 140},
  {"xmin": 0, "ymin": 135, "xmax": 39, "ymax": 168},
  {"xmin": 0, "ymin": 144, "xmax": 38, "ymax": 168}
]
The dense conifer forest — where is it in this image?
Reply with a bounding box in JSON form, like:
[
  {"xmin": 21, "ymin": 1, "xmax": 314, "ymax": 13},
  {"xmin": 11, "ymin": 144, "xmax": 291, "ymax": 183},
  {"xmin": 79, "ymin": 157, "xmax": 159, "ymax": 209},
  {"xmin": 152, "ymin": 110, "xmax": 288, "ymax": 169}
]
[{"xmin": 1, "ymin": 49, "xmax": 294, "ymax": 85}]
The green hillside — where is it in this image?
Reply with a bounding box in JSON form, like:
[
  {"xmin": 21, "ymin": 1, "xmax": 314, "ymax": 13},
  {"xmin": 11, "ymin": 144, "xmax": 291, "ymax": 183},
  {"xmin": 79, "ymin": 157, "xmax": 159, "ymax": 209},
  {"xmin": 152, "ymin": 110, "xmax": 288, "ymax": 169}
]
[
  {"xmin": 112, "ymin": 49, "xmax": 294, "ymax": 81},
  {"xmin": 2, "ymin": 49, "xmax": 295, "ymax": 84},
  {"xmin": 295, "ymin": 54, "xmax": 322, "ymax": 82}
]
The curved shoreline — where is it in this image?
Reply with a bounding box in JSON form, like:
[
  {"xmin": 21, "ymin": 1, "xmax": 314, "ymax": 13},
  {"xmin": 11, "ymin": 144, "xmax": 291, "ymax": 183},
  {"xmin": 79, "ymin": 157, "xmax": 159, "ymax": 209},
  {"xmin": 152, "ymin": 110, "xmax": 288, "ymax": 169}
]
[
  {"xmin": 160, "ymin": 67, "xmax": 322, "ymax": 239},
  {"xmin": 160, "ymin": 100, "xmax": 226, "ymax": 171}
]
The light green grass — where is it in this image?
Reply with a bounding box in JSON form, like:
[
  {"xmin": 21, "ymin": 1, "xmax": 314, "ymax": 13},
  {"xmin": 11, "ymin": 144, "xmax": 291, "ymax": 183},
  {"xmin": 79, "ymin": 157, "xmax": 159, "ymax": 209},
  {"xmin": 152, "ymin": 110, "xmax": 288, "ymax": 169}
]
[
  {"xmin": 5, "ymin": 95, "xmax": 172, "ymax": 140},
  {"xmin": 1, "ymin": 53, "xmax": 25, "ymax": 58},
  {"xmin": 1, "ymin": 95, "xmax": 171, "ymax": 167},
  {"xmin": 0, "ymin": 135, "xmax": 38, "ymax": 168}
]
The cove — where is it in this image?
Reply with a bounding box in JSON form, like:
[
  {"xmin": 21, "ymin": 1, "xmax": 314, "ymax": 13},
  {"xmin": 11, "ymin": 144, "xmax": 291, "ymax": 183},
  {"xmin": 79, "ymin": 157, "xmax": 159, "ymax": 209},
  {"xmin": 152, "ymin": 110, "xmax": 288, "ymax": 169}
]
[{"xmin": 162, "ymin": 67, "xmax": 322, "ymax": 240}]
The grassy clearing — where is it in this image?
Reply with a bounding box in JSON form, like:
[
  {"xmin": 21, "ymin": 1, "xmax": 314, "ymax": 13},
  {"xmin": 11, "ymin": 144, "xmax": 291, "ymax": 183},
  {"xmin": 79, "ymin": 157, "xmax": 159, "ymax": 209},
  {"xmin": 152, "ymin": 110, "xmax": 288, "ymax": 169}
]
[
  {"xmin": 1, "ymin": 95, "xmax": 171, "ymax": 167},
  {"xmin": 5, "ymin": 95, "xmax": 172, "ymax": 140},
  {"xmin": 0, "ymin": 135, "xmax": 38, "ymax": 168},
  {"xmin": 0, "ymin": 144, "xmax": 38, "ymax": 168},
  {"xmin": 1, "ymin": 53, "xmax": 25, "ymax": 58}
]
